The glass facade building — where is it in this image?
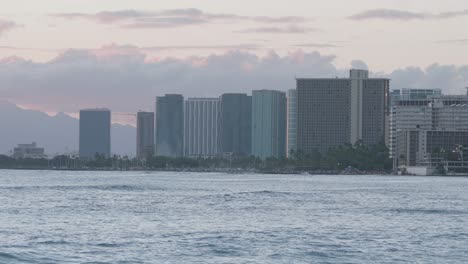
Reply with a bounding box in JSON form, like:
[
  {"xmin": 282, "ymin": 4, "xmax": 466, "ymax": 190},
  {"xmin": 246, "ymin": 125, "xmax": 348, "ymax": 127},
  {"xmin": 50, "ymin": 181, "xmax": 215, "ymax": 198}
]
[{"xmin": 251, "ymin": 90, "xmax": 287, "ymax": 159}]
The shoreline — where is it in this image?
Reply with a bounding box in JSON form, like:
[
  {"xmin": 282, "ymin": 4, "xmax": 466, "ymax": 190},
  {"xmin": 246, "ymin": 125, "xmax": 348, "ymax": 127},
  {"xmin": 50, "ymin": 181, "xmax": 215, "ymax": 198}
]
[
  {"xmin": 0, "ymin": 167, "xmax": 406, "ymax": 176},
  {"xmin": 2, "ymin": 168, "xmax": 467, "ymax": 177},
  {"xmin": 3, "ymin": 167, "xmax": 468, "ymax": 177}
]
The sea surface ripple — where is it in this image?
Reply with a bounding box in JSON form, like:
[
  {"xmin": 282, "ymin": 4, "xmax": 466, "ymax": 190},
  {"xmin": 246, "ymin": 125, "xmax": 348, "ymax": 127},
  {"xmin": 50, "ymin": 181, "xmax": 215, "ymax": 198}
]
[{"xmin": 0, "ymin": 170, "xmax": 468, "ymax": 263}]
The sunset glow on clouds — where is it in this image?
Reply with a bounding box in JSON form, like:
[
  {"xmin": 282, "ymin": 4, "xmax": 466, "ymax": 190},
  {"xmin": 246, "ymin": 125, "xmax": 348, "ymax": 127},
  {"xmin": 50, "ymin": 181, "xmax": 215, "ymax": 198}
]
[{"xmin": 1, "ymin": 0, "xmax": 468, "ymax": 120}]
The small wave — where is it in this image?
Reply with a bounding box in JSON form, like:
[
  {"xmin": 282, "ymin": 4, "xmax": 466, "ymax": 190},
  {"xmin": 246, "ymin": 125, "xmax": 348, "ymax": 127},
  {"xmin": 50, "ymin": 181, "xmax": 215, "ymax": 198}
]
[
  {"xmin": 305, "ymin": 250, "xmax": 330, "ymax": 258},
  {"xmin": 95, "ymin": 242, "xmax": 132, "ymax": 248},
  {"xmin": 223, "ymin": 190, "xmax": 294, "ymax": 199},
  {"xmin": 0, "ymin": 251, "xmax": 59, "ymax": 264},
  {"xmin": 0, "ymin": 252, "xmax": 25, "ymax": 263},
  {"xmin": 203, "ymin": 190, "xmax": 294, "ymax": 202},
  {"xmin": 96, "ymin": 243, "xmax": 120, "ymax": 248},
  {"xmin": 390, "ymin": 208, "xmax": 468, "ymax": 215},
  {"xmin": 88, "ymin": 185, "xmax": 145, "ymax": 191},
  {"xmin": 431, "ymin": 233, "xmax": 468, "ymax": 239},
  {"xmin": 237, "ymin": 190, "xmax": 293, "ymax": 196},
  {"xmin": 0, "ymin": 184, "xmax": 163, "ymax": 192},
  {"xmin": 36, "ymin": 239, "xmax": 70, "ymax": 245}
]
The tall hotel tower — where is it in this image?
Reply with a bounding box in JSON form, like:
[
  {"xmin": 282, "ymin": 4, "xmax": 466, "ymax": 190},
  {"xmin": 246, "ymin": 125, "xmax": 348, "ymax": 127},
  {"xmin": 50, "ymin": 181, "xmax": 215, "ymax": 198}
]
[
  {"xmin": 251, "ymin": 90, "xmax": 287, "ymax": 158},
  {"xmin": 220, "ymin": 93, "xmax": 252, "ymax": 157},
  {"xmin": 79, "ymin": 109, "xmax": 111, "ymax": 159},
  {"xmin": 155, "ymin": 94, "xmax": 184, "ymax": 157},
  {"xmin": 184, "ymin": 98, "xmax": 221, "ymax": 158},
  {"xmin": 136, "ymin": 111, "xmax": 155, "ymax": 159},
  {"xmin": 296, "ymin": 69, "xmax": 389, "ymax": 154}
]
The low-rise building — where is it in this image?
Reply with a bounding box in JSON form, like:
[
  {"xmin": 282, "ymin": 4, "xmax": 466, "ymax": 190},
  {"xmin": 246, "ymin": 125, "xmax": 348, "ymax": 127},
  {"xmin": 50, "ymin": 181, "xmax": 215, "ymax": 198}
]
[
  {"xmin": 13, "ymin": 142, "xmax": 47, "ymax": 159},
  {"xmin": 396, "ymin": 130, "xmax": 468, "ymax": 173}
]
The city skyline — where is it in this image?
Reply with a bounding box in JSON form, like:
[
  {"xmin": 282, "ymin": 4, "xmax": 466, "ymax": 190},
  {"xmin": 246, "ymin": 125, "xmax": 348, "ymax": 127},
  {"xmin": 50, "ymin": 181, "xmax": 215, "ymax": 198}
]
[{"xmin": 1, "ymin": 1, "xmax": 468, "ymax": 121}]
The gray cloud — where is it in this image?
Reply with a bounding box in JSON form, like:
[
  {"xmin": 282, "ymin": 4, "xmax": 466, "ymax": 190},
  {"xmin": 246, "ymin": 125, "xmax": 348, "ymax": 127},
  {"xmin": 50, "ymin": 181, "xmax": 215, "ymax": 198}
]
[
  {"xmin": 252, "ymin": 16, "xmax": 306, "ymax": 23},
  {"xmin": 140, "ymin": 44, "xmax": 261, "ymax": 51},
  {"xmin": 53, "ymin": 9, "xmax": 308, "ymax": 28},
  {"xmin": 1, "ymin": 46, "xmax": 467, "ymax": 115},
  {"xmin": 0, "ymin": 47, "xmax": 338, "ymax": 113},
  {"xmin": 351, "ymin": 60, "xmax": 368, "ymax": 70},
  {"xmin": 0, "ymin": 43, "xmax": 261, "ymax": 53},
  {"xmin": 237, "ymin": 25, "xmax": 318, "ymax": 34},
  {"xmin": 0, "ymin": 19, "xmax": 20, "ymax": 36},
  {"xmin": 349, "ymin": 8, "xmax": 468, "ymax": 21},
  {"xmin": 387, "ymin": 65, "xmax": 468, "ymax": 94},
  {"xmin": 295, "ymin": 43, "xmax": 341, "ymax": 48},
  {"xmin": 435, "ymin": 38, "xmax": 468, "ymax": 44},
  {"xmin": 0, "ymin": 46, "xmax": 60, "ymax": 52}
]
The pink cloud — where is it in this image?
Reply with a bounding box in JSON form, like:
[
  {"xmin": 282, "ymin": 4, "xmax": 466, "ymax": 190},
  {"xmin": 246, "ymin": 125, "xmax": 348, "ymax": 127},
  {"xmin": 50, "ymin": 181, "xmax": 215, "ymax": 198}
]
[{"xmin": 0, "ymin": 19, "xmax": 20, "ymax": 36}]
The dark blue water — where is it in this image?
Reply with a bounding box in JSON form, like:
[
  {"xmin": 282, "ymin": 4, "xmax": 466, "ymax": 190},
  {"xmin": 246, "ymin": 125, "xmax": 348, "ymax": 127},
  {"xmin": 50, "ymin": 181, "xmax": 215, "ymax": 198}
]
[{"xmin": 0, "ymin": 170, "xmax": 467, "ymax": 263}]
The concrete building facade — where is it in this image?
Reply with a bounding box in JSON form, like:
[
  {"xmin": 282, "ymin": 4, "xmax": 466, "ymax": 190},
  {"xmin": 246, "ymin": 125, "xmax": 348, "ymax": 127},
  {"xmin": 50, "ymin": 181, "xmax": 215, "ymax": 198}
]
[
  {"xmin": 396, "ymin": 130, "xmax": 468, "ymax": 167},
  {"xmin": 393, "ymin": 99, "xmax": 468, "ymax": 167},
  {"xmin": 155, "ymin": 94, "xmax": 184, "ymax": 157},
  {"xmin": 220, "ymin": 94, "xmax": 252, "ymax": 157},
  {"xmin": 390, "ymin": 95, "xmax": 468, "ymax": 158},
  {"xmin": 136, "ymin": 112, "xmax": 154, "ymax": 159},
  {"xmin": 251, "ymin": 90, "xmax": 287, "ymax": 159},
  {"xmin": 184, "ymin": 98, "xmax": 221, "ymax": 158},
  {"xmin": 79, "ymin": 109, "xmax": 111, "ymax": 159},
  {"xmin": 296, "ymin": 69, "xmax": 389, "ymax": 154}
]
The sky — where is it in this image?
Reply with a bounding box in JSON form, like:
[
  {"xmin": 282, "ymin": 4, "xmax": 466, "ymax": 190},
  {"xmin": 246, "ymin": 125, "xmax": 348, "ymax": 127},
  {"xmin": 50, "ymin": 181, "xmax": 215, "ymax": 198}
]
[{"xmin": 0, "ymin": 0, "xmax": 468, "ymax": 124}]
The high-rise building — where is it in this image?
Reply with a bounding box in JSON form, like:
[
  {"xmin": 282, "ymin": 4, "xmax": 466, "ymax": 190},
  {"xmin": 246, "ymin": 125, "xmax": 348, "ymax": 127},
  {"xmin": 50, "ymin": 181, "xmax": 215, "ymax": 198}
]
[
  {"xmin": 136, "ymin": 112, "xmax": 155, "ymax": 159},
  {"xmin": 287, "ymin": 89, "xmax": 297, "ymax": 157},
  {"xmin": 296, "ymin": 69, "xmax": 389, "ymax": 154},
  {"xmin": 155, "ymin": 94, "xmax": 184, "ymax": 157},
  {"xmin": 251, "ymin": 90, "xmax": 287, "ymax": 159},
  {"xmin": 184, "ymin": 98, "xmax": 221, "ymax": 158},
  {"xmin": 220, "ymin": 93, "xmax": 252, "ymax": 157},
  {"xmin": 389, "ymin": 90, "xmax": 451, "ymax": 158},
  {"xmin": 79, "ymin": 109, "xmax": 111, "ymax": 159}
]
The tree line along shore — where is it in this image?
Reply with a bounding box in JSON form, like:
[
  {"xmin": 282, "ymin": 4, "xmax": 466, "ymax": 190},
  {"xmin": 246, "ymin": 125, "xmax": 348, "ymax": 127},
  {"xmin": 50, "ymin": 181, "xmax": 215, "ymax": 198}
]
[{"xmin": 0, "ymin": 143, "xmax": 392, "ymax": 174}]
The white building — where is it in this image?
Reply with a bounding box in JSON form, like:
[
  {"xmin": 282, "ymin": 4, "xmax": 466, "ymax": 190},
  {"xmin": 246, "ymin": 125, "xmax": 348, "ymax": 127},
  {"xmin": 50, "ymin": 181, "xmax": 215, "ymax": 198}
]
[
  {"xmin": 184, "ymin": 98, "xmax": 221, "ymax": 158},
  {"xmin": 390, "ymin": 95, "xmax": 468, "ymax": 159},
  {"xmin": 400, "ymin": 88, "xmax": 442, "ymax": 100},
  {"xmin": 13, "ymin": 142, "xmax": 46, "ymax": 159}
]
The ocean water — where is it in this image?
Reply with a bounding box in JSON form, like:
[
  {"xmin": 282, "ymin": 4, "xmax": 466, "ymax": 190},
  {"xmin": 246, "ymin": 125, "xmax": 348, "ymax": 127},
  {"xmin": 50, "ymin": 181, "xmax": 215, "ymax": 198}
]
[{"xmin": 0, "ymin": 170, "xmax": 467, "ymax": 264}]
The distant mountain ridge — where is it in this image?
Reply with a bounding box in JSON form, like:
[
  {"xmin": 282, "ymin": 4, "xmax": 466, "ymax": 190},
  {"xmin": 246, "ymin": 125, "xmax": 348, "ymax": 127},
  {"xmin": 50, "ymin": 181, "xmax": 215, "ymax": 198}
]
[{"xmin": 0, "ymin": 101, "xmax": 136, "ymax": 157}]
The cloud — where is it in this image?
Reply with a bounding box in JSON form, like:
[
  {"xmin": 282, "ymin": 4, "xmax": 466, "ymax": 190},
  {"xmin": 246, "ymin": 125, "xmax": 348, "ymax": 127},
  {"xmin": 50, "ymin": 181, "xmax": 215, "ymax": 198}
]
[
  {"xmin": 237, "ymin": 25, "xmax": 318, "ymax": 34},
  {"xmin": 53, "ymin": 9, "xmax": 308, "ymax": 28},
  {"xmin": 295, "ymin": 43, "xmax": 341, "ymax": 48},
  {"xmin": 0, "ymin": 43, "xmax": 261, "ymax": 55},
  {"xmin": 0, "ymin": 19, "xmax": 20, "ymax": 36},
  {"xmin": 0, "ymin": 46, "xmax": 60, "ymax": 52},
  {"xmin": 387, "ymin": 64, "xmax": 468, "ymax": 94},
  {"xmin": 435, "ymin": 38, "xmax": 468, "ymax": 44},
  {"xmin": 1, "ymin": 46, "xmax": 467, "ymax": 116},
  {"xmin": 252, "ymin": 16, "xmax": 306, "ymax": 23},
  {"xmin": 351, "ymin": 60, "xmax": 368, "ymax": 70},
  {"xmin": 0, "ymin": 47, "xmax": 339, "ymax": 114},
  {"xmin": 349, "ymin": 8, "xmax": 468, "ymax": 21}
]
